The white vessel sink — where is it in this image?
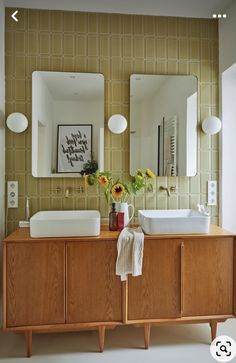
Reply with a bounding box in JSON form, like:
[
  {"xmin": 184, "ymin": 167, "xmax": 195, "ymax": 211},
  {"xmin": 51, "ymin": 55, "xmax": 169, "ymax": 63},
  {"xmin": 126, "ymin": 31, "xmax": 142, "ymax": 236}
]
[
  {"xmin": 30, "ymin": 210, "xmax": 100, "ymax": 238},
  {"xmin": 138, "ymin": 209, "xmax": 210, "ymax": 234}
]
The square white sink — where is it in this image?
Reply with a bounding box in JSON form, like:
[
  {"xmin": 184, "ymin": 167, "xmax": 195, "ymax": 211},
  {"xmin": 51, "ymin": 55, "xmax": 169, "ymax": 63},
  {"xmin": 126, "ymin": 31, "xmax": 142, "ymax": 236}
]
[
  {"xmin": 30, "ymin": 210, "xmax": 100, "ymax": 238},
  {"xmin": 138, "ymin": 209, "xmax": 210, "ymax": 235}
]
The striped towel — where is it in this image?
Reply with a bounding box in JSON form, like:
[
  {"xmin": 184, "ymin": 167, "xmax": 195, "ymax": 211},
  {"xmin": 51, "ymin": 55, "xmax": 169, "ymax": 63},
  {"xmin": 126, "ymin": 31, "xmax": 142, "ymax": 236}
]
[{"xmin": 116, "ymin": 227, "xmax": 144, "ymax": 281}]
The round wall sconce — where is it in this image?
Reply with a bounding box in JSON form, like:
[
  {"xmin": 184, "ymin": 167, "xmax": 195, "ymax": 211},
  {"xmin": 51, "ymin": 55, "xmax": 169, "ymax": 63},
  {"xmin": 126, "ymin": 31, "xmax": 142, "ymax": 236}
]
[
  {"xmin": 108, "ymin": 114, "xmax": 127, "ymax": 134},
  {"xmin": 6, "ymin": 112, "xmax": 28, "ymax": 133},
  {"xmin": 202, "ymin": 116, "xmax": 222, "ymax": 135}
]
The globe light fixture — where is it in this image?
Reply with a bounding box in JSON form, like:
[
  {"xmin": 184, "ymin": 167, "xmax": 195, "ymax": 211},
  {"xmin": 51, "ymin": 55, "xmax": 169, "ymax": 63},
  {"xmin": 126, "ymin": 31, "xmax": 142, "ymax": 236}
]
[
  {"xmin": 108, "ymin": 114, "xmax": 127, "ymax": 134},
  {"xmin": 202, "ymin": 116, "xmax": 222, "ymax": 135},
  {"xmin": 6, "ymin": 112, "xmax": 28, "ymax": 133}
]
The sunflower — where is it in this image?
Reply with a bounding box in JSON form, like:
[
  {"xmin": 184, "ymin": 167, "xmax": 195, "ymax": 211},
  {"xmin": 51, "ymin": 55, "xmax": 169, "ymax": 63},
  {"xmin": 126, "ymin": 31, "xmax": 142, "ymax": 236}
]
[
  {"xmin": 145, "ymin": 168, "xmax": 155, "ymax": 179},
  {"xmin": 111, "ymin": 183, "xmax": 125, "ymax": 199},
  {"xmin": 137, "ymin": 169, "xmax": 145, "ymax": 179},
  {"xmin": 98, "ymin": 175, "xmax": 109, "ymax": 188}
]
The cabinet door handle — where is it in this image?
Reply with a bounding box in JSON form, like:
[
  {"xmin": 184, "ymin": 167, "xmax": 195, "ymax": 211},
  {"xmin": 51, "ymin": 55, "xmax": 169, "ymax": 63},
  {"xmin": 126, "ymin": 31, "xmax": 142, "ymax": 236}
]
[{"xmin": 180, "ymin": 241, "xmax": 184, "ymax": 316}]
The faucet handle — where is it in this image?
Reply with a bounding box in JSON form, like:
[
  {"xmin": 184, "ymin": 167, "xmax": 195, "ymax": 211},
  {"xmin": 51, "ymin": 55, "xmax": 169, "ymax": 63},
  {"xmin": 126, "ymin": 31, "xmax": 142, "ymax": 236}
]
[
  {"xmin": 50, "ymin": 187, "xmax": 62, "ymax": 194},
  {"xmin": 159, "ymin": 185, "xmax": 177, "ymax": 197},
  {"xmin": 75, "ymin": 186, "xmax": 85, "ymax": 194},
  {"xmin": 197, "ymin": 203, "xmax": 210, "ymax": 216}
]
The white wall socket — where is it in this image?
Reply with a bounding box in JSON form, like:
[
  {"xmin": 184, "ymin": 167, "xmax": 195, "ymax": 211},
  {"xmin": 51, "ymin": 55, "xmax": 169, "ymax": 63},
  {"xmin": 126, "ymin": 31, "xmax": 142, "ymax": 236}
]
[
  {"xmin": 7, "ymin": 181, "xmax": 18, "ymax": 208},
  {"xmin": 208, "ymin": 180, "xmax": 217, "ymax": 206}
]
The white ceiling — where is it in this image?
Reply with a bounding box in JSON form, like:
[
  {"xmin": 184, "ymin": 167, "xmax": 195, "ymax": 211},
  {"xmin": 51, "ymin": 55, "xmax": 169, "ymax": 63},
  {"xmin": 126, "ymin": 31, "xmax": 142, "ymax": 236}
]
[
  {"xmin": 38, "ymin": 71, "xmax": 103, "ymax": 102},
  {"xmin": 3, "ymin": 0, "xmax": 234, "ymax": 18}
]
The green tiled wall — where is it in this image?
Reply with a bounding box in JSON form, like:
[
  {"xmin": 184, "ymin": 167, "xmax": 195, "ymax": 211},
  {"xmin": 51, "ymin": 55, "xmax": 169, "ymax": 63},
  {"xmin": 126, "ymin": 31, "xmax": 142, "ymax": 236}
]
[{"xmin": 5, "ymin": 8, "xmax": 219, "ymax": 233}]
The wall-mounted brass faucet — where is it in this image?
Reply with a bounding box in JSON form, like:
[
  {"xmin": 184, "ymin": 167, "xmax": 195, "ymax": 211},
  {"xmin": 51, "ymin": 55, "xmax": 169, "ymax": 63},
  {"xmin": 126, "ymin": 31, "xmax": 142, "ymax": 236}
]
[
  {"xmin": 65, "ymin": 186, "xmax": 85, "ymax": 197},
  {"xmin": 159, "ymin": 185, "xmax": 176, "ymax": 197},
  {"xmin": 65, "ymin": 187, "xmax": 72, "ymax": 198},
  {"xmin": 49, "ymin": 186, "xmax": 84, "ymax": 196}
]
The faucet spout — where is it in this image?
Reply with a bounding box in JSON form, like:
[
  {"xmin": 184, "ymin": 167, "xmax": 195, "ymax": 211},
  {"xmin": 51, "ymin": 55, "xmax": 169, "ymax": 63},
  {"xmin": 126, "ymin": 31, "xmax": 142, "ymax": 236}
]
[
  {"xmin": 65, "ymin": 187, "xmax": 71, "ymax": 198},
  {"xmin": 159, "ymin": 186, "xmax": 171, "ymax": 197}
]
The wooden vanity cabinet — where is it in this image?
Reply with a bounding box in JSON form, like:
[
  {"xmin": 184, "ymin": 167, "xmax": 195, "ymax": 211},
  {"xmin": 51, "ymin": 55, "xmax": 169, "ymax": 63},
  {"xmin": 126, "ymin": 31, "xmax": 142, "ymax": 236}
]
[
  {"xmin": 66, "ymin": 240, "xmax": 122, "ymax": 323},
  {"xmin": 5, "ymin": 242, "xmax": 65, "ymax": 327},
  {"xmin": 2, "ymin": 226, "xmax": 236, "ymax": 356}
]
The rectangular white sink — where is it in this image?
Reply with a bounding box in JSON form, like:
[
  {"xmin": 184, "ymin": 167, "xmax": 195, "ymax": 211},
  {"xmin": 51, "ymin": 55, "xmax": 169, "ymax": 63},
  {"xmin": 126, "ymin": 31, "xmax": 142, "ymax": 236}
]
[
  {"xmin": 30, "ymin": 210, "xmax": 100, "ymax": 238},
  {"xmin": 138, "ymin": 209, "xmax": 210, "ymax": 234}
]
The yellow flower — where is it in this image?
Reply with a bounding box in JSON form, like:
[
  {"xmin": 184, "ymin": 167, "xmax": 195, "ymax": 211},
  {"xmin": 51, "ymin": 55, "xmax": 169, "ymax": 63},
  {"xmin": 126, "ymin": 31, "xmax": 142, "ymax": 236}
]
[
  {"xmin": 98, "ymin": 175, "xmax": 109, "ymax": 188},
  {"xmin": 145, "ymin": 168, "xmax": 155, "ymax": 179},
  {"xmin": 137, "ymin": 169, "xmax": 145, "ymax": 178},
  {"xmin": 111, "ymin": 183, "xmax": 125, "ymax": 199}
]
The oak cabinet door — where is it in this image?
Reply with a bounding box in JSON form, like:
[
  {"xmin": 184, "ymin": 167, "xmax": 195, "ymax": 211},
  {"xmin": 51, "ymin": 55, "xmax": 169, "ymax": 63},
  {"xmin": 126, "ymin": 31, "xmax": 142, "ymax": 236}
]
[
  {"xmin": 6, "ymin": 242, "xmax": 65, "ymax": 327},
  {"xmin": 128, "ymin": 239, "xmax": 182, "ymax": 320},
  {"xmin": 183, "ymin": 238, "xmax": 233, "ymax": 316},
  {"xmin": 66, "ymin": 241, "xmax": 122, "ymax": 323}
]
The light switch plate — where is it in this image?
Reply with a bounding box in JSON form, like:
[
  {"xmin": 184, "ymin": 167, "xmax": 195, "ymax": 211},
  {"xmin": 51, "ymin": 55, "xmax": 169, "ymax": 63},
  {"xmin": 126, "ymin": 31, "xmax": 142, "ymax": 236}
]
[
  {"xmin": 7, "ymin": 181, "xmax": 18, "ymax": 208},
  {"xmin": 207, "ymin": 180, "xmax": 217, "ymax": 206}
]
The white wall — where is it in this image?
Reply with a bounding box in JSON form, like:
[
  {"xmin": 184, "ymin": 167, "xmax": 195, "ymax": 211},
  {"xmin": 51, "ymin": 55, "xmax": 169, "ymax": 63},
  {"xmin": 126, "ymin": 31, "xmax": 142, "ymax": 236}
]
[
  {"xmin": 221, "ymin": 64, "xmax": 236, "ymax": 232},
  {"xmin": 32, "ymin": 72, "xmax": 53, "ymax": 176},
  {"xmin": 150, "ymin": 77, "xmax": 197, "ymax": 176},
  {"xmin": 219, "ymin": 2, "xmax": 236, "ymax": 74},
  {"xmin": 146, "ymin": 96, "xmax": 159, "ymax": 172},
  {"xmin": 139, "ymin": 95, "xmax": 158, "ymax": 173},
  {"xmin": 130, "ymin": 95, "xmax": 159, "ymax": 174},
  {"xmin": 219, "ymin": 1, "xmax": 236, "ymax": 231},
  {"xmin": 0, "ymin": 0, "xmax": 5, "ymax": 305}
]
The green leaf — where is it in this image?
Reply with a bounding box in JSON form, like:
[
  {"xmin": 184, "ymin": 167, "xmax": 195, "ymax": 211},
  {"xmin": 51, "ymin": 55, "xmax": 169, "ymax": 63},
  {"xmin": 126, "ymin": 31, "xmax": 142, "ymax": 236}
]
[
  {"xmin": 94, "ymin": 170, "xmax": 100, "ymax": 177},
  {"xmin": 104, "ymin": 188, "xmax": 109, "ymax": 202},
  {"xmin": 87, "ymin": 174, "xmax": 96, "ymax": 186},
  {"xmin": 124, "ymin": 181, "xmax": 134, "ymax": 194},
  {"xmin": 147, "ymin": 183, "xmax": 153, "ymax": 192},
  {"xmin": 113, "ymin": 178, "xmax": 120, "ymax": 185}
]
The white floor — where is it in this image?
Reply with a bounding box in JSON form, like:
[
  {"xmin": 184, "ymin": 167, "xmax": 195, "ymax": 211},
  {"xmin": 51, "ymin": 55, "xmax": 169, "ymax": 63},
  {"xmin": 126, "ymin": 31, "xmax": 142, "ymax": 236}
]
[{"xmin": 0, "ymin": 320, "xmax": 236, "ymax": 363}]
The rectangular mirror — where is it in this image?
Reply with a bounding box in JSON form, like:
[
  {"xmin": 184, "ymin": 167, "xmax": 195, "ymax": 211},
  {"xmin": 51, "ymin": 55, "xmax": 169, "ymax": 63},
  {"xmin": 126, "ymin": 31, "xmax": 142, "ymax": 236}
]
[
  {"xmin": 130, "ymin": 74, "xmax": 197, "ymax": 177},
  {"xmin": 32, "ymin": 71, "xmax": 104, "ymax": 177}
]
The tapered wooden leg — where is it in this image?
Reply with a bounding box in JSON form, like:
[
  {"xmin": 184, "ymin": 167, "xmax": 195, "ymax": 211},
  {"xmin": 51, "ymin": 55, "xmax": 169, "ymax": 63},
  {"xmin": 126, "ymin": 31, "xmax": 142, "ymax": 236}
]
[
  {"xmin": 144, "ymin": 324, "xmax": 151, "ymax": 349},
  {"xmin": 25, "ymin": 331, "xmax": 32, "ymax": 358},
  {"xmin": 210, "ymin": 320, "xmax": 217, "ymax": 342},
  {"xmin": 98, "ymin": 326, "xmax": 105, "ymax": 352}
]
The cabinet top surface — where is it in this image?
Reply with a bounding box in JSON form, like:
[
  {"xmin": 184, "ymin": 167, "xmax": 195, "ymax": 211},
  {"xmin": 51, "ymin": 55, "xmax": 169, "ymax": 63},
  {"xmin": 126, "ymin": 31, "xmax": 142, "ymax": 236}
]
[{"xmin": 3, "ymin": 225, "xmax": 235, "ymax": 243}]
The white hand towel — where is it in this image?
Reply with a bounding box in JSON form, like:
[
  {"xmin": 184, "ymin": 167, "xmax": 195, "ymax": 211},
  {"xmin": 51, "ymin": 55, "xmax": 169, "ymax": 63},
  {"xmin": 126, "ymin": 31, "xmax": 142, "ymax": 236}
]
[
  {"xmin": 132, "ymin": 228, "xmax": 144, "ymax": 277},
  {"xmin": 116, "ymin": 227, "xmax": 144, "ymax": 281}
]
